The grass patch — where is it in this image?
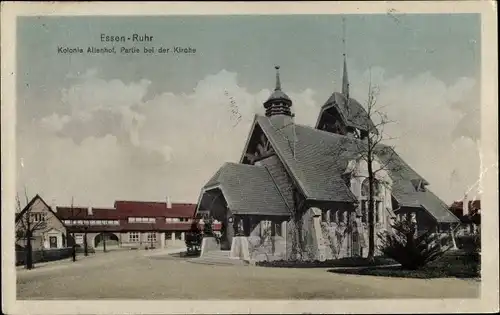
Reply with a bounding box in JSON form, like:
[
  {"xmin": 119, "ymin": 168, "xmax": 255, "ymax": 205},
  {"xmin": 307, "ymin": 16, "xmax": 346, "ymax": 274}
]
[
  {"xmin": 329, "ymin": 251, "xmax": 480, "ymax": 279},
  {"xmin": 256, "ymin": 256, "xmax": 396, "ymax": 268}
]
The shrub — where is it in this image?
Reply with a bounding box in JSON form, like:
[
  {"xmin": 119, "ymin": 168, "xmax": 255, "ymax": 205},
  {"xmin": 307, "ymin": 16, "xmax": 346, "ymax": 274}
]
[
  {"xmin": 185, "ymin": 220, "xmax": 203, "ymax": 255},
  {"xmin": 203, "ymin": 217, "xmax": 214, "ymax": 236},
  {"xmin": 378, "ymin": 219, "xmax": 446, "ymax": 270}
]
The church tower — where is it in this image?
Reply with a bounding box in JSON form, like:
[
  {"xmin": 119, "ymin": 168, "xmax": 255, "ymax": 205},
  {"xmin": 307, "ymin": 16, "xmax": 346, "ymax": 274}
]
[
  {"xmin": 315, "ymin": 17, "xmax": 377, "ymax": 138},
  {"xmin": 263, "ymin": 66, "xmax": 294, "ymax": 117}
]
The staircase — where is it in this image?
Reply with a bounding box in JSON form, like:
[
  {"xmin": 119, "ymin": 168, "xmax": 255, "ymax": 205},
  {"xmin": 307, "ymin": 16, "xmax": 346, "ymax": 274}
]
[{"xmin": 189, "ymin": 250, "xmax": 250, "ymax": 266}]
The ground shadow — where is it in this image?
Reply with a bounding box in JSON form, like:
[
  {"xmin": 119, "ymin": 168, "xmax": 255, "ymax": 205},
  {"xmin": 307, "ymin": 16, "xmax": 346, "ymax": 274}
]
[{"xmin": 329, "ymin": 252, "xmax": 480, "ymax": 279}]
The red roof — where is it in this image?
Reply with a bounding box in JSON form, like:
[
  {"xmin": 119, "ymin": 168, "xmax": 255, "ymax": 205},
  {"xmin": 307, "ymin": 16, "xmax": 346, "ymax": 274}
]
[
  {"xmin": 56, "ymin": 201, "xmax": 196, "ymax": 220},
  {"xmin": 114, "ymin": 201, "xmax": 196, "ymax": 218},
  {"xmin": 55, "ymin": 200, "xmax": 223, "ymax": 232},
  {"xmin": 56, "ymin": 207, "xmax": 121, "ymax": 220}
]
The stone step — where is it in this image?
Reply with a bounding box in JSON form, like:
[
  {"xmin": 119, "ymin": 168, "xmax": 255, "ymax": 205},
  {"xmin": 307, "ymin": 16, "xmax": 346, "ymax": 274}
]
[{"xmin": 190, "ymin": 250, "xmax": 249, "ymax": 266}]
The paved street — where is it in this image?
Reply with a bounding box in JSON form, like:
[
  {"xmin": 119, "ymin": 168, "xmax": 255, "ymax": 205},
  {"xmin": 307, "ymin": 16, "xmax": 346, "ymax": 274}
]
[{"xmin": 17, "ymin": 250, "xmax": 480, "ymax": 300}]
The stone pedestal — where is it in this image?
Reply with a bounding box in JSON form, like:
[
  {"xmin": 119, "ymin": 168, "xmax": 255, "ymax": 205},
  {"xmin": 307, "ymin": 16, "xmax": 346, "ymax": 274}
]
[
  {"xmin": 200, "ymin": 237, "xmax": 219, "ymax": 257},
  {"xmin": 230, "ymin": 236, "xmax": 250, "ymax": 261}
]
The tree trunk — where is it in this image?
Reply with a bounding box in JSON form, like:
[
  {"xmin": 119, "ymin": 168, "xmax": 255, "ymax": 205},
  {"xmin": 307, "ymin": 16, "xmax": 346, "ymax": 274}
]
[
  {"xmin": 25, "ymin": 232, "xmax": 34, "ymax": 270},
  {"xmin": 83, "ymin": 232, "xmax": 88, "ymax": 256},
  {"xmin": 367, "ymin": 155, "xmax": 376, "ymax": 262},
  {"xmin": 72, "ymin": 233, "xmax": 77, "ymax": 262}
]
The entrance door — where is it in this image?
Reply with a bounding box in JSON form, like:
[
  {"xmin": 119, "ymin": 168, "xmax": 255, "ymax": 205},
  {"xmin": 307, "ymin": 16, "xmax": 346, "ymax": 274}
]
[{"xmin": 49, "ymin": 236, "xmax": 57, "ymax": 248}]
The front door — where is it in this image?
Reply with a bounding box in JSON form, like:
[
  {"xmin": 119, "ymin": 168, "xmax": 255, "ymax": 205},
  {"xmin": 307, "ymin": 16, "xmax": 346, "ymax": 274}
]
[{"xmin": 49, "ymin": 236, "xmax": 57, "ymax": 248}]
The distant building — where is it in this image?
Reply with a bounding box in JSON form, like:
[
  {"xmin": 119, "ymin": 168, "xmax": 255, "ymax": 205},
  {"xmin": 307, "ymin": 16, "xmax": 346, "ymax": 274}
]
[
  {"xmin": 449, "ymin": 199, "xmax": 481, "ymax": 234},
  {"xmin": 15, "ymin": 194, "xmax": 68, "ymax": 250},
  {"xmin": 56, "ymin": 200, "xmax": 221, "ymax": 250}
]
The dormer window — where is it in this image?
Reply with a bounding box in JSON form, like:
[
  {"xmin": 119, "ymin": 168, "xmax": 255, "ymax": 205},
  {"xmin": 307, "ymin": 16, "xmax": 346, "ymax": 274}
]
[{"xmin": 411, "ymin": 179, "xmax": 426, "ymax": 192}]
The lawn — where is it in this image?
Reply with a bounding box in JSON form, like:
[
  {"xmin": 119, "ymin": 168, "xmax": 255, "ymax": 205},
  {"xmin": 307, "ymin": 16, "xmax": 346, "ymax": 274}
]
[{"xmin": 329, "ymin": 251, "xmax": 480, "ymax": 279}]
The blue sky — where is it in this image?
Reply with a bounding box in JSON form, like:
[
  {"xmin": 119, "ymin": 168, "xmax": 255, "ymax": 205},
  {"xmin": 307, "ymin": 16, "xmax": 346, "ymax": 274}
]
[{"xmin": 16, "ymin": 14, "xmax": 481, "ymax": 206}]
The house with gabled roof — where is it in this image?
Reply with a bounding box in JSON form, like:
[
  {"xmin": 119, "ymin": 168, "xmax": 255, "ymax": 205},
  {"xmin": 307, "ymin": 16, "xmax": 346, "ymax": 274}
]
[
  {"xmin": 196, "ymin": 58, "xmax": 460, "ymax": 261},
  {"xmin": 15, "ymin": 194, "xmax": 68, "ymax": 250}
]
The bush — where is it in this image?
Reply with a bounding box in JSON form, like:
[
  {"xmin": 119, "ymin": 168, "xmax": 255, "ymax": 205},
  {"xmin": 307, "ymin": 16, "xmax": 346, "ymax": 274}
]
[
  {"xmin": 378, "ymin": 219, "xmax": 445, "ymax": 270},
  {"xmin": 185, "ymin": 220, "xmax": 203, "ymax": 255},
  {"xmin": 203, "ymin": 217, "xmax": 214, "ymax": 236}
]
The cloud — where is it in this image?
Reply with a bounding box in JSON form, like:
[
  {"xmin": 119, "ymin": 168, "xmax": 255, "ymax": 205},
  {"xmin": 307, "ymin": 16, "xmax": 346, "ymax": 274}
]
[{"xmin": 17, "ymin": 67, "xmax": 479, "ymax": 206}]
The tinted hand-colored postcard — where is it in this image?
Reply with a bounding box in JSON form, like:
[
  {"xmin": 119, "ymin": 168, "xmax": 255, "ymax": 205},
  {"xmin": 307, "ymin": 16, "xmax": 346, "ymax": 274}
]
[{"xmin": 1, "ymin": 1, "xmax": 498, "ymax": 314}]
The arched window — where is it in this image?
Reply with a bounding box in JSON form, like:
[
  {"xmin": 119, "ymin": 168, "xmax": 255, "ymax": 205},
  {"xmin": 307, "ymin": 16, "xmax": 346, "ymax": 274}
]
[
  {"xmin": 361, "ymin": 178, "xmax": 382, "ymax": 197},
  {"xmin": 360, "ymin": 178, "xmax": 383, "ymax": 224}
]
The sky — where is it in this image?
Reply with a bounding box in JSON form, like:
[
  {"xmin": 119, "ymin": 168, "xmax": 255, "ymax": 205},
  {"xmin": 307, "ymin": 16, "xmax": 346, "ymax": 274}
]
[{"xmin": 16, "ymin": 14, "xmax": 481, "ymax": 207}]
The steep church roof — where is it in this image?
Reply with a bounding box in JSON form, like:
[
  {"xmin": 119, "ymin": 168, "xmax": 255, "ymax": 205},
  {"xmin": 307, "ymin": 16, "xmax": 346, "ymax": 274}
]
[
  {"xmin": 253, "ymin": 115, "xmax": 458, "ymax": 223},
  {"xmin": 201, "ymin": 162, "xmax": 291, "ymax": 216}
]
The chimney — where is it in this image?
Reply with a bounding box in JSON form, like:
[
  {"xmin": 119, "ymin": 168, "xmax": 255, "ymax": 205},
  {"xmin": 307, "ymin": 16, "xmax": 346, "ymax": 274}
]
[
  {"xmin": 463, "ymin": 193, "xmax": 469, "ymax": 217},
  {"xmin": 88, "ymin": 206, "xmax": 93, "ymax": 216},
  {"xmin": 166, "ymin": 196, "xmax": 172, "ymax": 209}
]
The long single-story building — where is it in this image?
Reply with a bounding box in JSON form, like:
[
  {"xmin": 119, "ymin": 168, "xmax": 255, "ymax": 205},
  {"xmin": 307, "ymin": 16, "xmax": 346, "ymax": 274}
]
[{"xmin": 56, "ymin": 200, "xmax": 221, "ymax": 250}]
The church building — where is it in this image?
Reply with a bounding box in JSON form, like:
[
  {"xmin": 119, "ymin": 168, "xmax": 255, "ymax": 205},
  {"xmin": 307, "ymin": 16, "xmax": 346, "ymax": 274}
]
[{"xmin": 195, "ymin": 56, "xmax": 460, "ymax": 261}]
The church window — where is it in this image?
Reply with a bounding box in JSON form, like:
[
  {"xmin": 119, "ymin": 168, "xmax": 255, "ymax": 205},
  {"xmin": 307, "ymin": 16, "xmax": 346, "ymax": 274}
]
[
  {"xmin": 321, "ymin": 211, "xmax": 328, "ymax": 223},
  {"xmin": 361, "ymin": 201, "xmax": 367, "ymax": 223},
  {"xmin": 361, "ymin": 178, "xmax": 382, "ymax": 197},
  {"xmin": 338, "ymin": 211, "xmax": 345, "ymax": 224}
]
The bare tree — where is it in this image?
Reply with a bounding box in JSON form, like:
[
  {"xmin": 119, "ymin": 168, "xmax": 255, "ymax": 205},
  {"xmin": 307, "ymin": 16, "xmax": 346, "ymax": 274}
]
[
  {"xmin": 67, "ymin": 197, "xmax": 91, "ymax": 260},
  {"xmin": 326, "ymin": 75, "xmax": 401, "ymax": 262},
  {"xmin": 15, "ymin": 190, "xmax": 48, "ymax": 270}
]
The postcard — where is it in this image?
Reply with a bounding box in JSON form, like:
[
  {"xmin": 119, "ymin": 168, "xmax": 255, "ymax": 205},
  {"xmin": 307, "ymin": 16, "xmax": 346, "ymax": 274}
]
[{"xmin": 1, "ymin": 1, "xmax": 498, "ymax": 314}]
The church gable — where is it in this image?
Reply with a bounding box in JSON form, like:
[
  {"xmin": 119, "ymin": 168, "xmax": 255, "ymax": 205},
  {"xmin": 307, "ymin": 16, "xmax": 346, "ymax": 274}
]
[
  {"xmin": 239, "ymin": 117, "xmax": 296, "ymax": 209},
  {"xmin": 241, "ymin": 122, "xmax": 275, "ymax": 165}
]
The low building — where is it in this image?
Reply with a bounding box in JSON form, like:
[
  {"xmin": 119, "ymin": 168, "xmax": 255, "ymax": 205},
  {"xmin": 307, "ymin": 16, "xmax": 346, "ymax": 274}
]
[{"xmin": 56, "ymin": 200, "xmax": 221, "ymax": 250}]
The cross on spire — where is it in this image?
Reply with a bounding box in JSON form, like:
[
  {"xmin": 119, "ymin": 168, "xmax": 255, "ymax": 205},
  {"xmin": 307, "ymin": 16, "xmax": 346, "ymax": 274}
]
[
  {"xmin": 341, "ymin": 17, "xmax": 350, "ymax": 99},
  {"xmin": 275, "ymin": 65, "xmax": 282, "ymax": 91}
]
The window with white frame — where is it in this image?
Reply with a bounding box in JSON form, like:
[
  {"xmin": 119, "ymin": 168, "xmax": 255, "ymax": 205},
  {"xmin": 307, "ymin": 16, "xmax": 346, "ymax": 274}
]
[
  {"xmin": 75, "ymin": 235, "xmax": 84, "ymax": 244},
  {"xmin": 147, "ymin": 232, "xmax": 156, "ymax": 243},
  {"xmin": 31, "ymin": 213, "xmax": 46, "ymax": 222},
  {"xmin": 128, "ymin": 217, "xmax": 156, "ymax": 223},
  {"xmin": 129, "ymin": 232, "xmax": 140, "ymax": 242},
  {"xmin": 166, "ymin": 218, "xmax": 180, "ymax": 223}
]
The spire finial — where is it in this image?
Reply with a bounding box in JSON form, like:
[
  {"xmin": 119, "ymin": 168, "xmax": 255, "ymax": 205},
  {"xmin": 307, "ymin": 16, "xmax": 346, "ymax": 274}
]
[
  {"xmin": 341, "ymin": 17, "xmax": 350, "ymax": 99},
  {"xmin": 275, "ymin": 65, "xmax": 281, "ymax": 91}
]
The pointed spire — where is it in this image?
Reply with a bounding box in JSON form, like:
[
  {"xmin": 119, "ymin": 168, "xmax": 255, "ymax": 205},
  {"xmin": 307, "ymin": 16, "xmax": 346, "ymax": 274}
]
[
  {"xmin": 342, "ymin": 56, "xmax": 349, "ymax": 99},
  {"xmin": 274, "ymin": 65, "xmax": 282, "ymax": 91},
  {"xmin": 264, "ymin": 65, "xmax": 293, "ymax": 117},
  {"xmin": 341, "ymin": 17, "xmax": 350, "ymax": 99}
]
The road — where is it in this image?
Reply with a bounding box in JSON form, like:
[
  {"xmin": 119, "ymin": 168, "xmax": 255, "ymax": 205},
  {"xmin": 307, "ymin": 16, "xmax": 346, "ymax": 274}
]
[{"xmin": 16, "ymin": 249, "xmax": 480, "ymax": 300}]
